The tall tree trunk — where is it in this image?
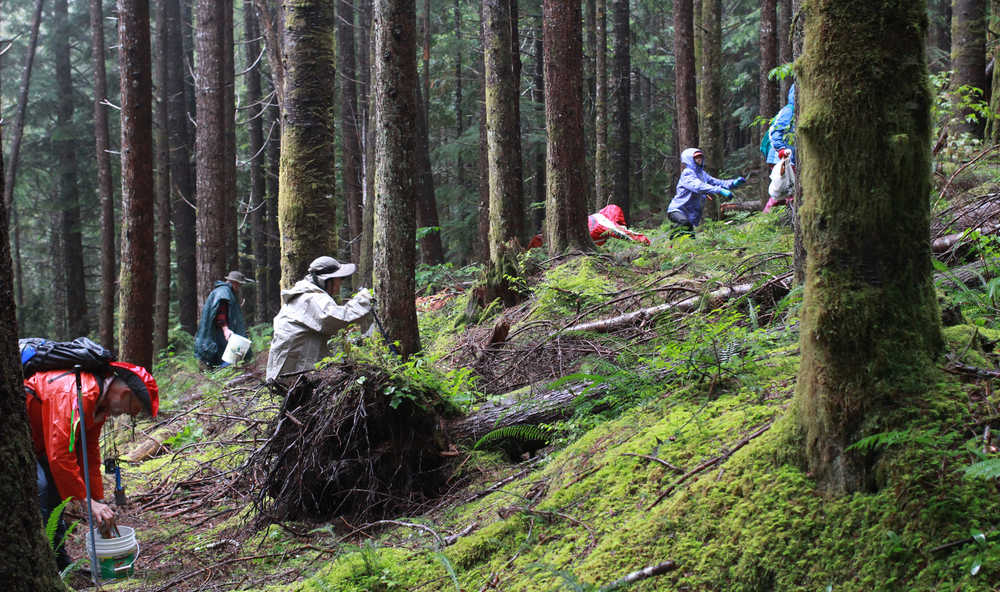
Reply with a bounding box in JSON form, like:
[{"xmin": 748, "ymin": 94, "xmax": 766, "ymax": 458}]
[
  {"xmin": 254, "ymin": 0, "xmax": 286, "ymax": 110},
  {"xmin": 118, "ymin": 0, "xmax": 156, "ymax": 369},
  {"xmin": 358, "ymin": 0, "xmax": 375, "ymax": 287},
  {"xmin": 91, "ymin": 0, "xmax": 117, "ymax": 348},
  {"xmin": 593, "ymin": 0, "xmax": 607, "ymax": 209},
  {"xmin": 246, "ymin": 0, "xmax": 267, "ymax": 321},
  {"xmin": 790, "ymin": 0, "xmax": 805, "ymax": 285},
  {"xmin": 454, "ymin": 0, "xmax": 464, "ymax": 197},
  {"xmin": 759, "ymin": 0, "xmax": 779, "ymax": 207},
  {"xmin": 698, "ymin": 0, "xmax": 722, "ymax": 220},
  {"xmin": 950, "ymin": 0, "xmax": 986, "ymax": 138},
  {"xmin": 224, "ymin": 1, "xmax": 238, "ymax": 271},
  {"xmin": 476, "ymin": 1, "xmax": 489, "ymax": 263},
  {"xmin": 414, "ymin": 82, "xmax": 446, "ymax": 264},
  {"xmin": 673, "ymin": 0, "xmax": 697, "ymax": 154},
  {"xmin": 543, "ymin": 0, "xmax": 592, "ymax": 254},
  {"xmin": 532, "ymin": 15, "xmax": 545, "ymax": 233},
  {"xmin": 989, "ymin": 0, "xmax": 1000, "ymax": 142},
  {"xmin": 610, "ymin": 0, "xmax": 629, "ymax": 219},
  {"xmin": 54, "ymin": 0, "xmax": 87, "ymax": 338},
  {"xmin": 278, "ymin": 0, "xmax": 337, "ymax": 288},
  {"xmin": 266, "ymin": 103, "xmax": 282, "ymax": 309},
  {"xmin": 928, "ymin": 0, "xmax": 951, "ymax": 72},
  {"xmin": 0, "ymin": 74, "xmax": 64, "ymax": 589},
  {"xmin": 372, "ymin": 0, "xmax": 420, "ymax": 356},
  {"xmin": 422, "ymin": 0, "xmax": 430, "ymax": 123},
  {"xmin": 338, "ymin": 0, "xmax": 364, "ymax": 270},
  {"xmin": 778, "ymin": 0, "xmax": 792, "ymax": 98},
  {"xmin": 796, "ymin": 0, "xmax": 942, "ymax": 494},
  {"xmin": 3, "ymin": 0, "xmax": 44, "ymax": 330},
  {"xmin": 154, "ymin": 0, "xmax": 171, "ymax": 354},
  {"xmin": 166, "ymin": 0, "xmax": 197, "ymax": 334},
  {"xmin": 483, "ymin": 0, "xmax": 525, "ymax": 299},
  {"xmin": 195, "ymin": 0, "xmax": 232, "ymax": 301}
]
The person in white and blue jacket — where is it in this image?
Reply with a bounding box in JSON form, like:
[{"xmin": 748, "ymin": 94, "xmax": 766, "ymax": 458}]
[
  {"xmin": 765, "ymin": 84, "xmax": 795, "ymax": 166},
  {"xmin": 667, "ymin": 147, "xmax": 744, "ymax": 232}
]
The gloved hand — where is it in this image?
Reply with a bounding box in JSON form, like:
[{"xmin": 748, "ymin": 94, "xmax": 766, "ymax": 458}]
[
  {"xmin": 732, "ymin": 176, "xmax": 746, "ymax": 188},
  {"xmin": 777, "ymin": 148, "xmax": 791, "ymax": 160},
  {"xmin": 354, "ymin": 288, "xmax": 373, "ymax": 309},
  {"xmin": 718, "ymin": 188, "xmax": 732, "ymax": 199}
]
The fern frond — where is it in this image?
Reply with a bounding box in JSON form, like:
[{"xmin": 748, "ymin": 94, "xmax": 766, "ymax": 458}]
[
  {"xmin": 964, "ymin": 458, "xmax": 1000, "ymax": 480},
  {"xmin": 474, "ymin": 424, "xmax": 549, "ymax": 450},
  {"xmin": 46, "ymin": 497, "xmax": 73, "ymax": 550}
]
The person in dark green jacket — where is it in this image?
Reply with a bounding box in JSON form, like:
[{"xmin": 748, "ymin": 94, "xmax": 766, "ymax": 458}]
[{"xmin": 194, "ymin": 271, "xmax": 253, "ymax": 367}]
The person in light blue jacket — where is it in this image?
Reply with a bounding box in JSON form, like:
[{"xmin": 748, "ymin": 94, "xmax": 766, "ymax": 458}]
[
  {"xmin": 667, "ymin": 147, "xmax": 744, "ymax": 232},
  {"xmin": 765, "ymin": 84, "xmax": 795, "ymax": 166}
]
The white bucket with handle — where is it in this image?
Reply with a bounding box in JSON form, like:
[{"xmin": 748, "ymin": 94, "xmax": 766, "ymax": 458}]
[
  {"xmin": 221, "ymin": 333, "xmax": 251, "ymax": 364},
  {"xmin": 85, "ymin": 525, "xmax": 140, "ymax": 579}
]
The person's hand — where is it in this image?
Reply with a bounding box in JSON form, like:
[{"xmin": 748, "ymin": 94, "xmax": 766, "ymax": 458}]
[
  {"xmin": 718, "ymin": 188, "xmax": 733, "ymax": 199},
  {"xmin": 732, "ymin": 176, "xmax": 746, "ymax": 188},
  {"xmin": 81, "ymin": 499, "xmax": 115, "ymax": 525},
  {"xmin": 354, "ymin": 288, "xmax": 373, "ymax": 309},
  {"xmin": 777, "ymin": 148, "xmax": 791, "ymax": 160},
  {"xmin": 222, "ymin": 325, "xmax": 232, "ymax": 340}
]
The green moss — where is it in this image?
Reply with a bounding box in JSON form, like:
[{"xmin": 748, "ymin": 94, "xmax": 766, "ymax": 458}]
[{"xmin": 942, "ymin": 324, "xmax": 1000, "ymax": 367}]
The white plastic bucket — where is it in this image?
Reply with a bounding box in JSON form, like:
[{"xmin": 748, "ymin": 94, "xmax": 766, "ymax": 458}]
[
  {"xmin": 221, "ymin": 333, "xmax": 251, "ymax": 364},
  {"xmin": 85, "ymin": 525, "xmax": 140, "ymax": 580}
]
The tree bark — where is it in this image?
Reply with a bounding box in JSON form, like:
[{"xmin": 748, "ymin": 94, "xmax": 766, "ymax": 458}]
[
  {"xmin": 278, "ymin": 0, "xmax": 337, "ymax": 288},
  {"xmin": 266, "ymin": 102, "xmax": 282, "ymax": 306},
  {"xmin": 610, "ymin": 0, "xmax": 630, "ymax": 219},
  {"xmin": 91, "ymin": 0, "xmax": 117, "ymax": 348},
  {"xmin": 224, "ymin": 1, "xmax": 238, "ymax": 272},
  {"xmin": 476, "ymin": 1, "xmax": 489, "ymax": 264},
  {"xmin": 0, "ymin": 83, "xmax": 64, "ymax": 589},
  {"xmin": 778, "ymin": 0, "xmax": 792, "ymax": 98},
  {"xmin": 673, "ymin": 0, "xmax": 697, "ymax": 152},
  {"xmin": 154, "ymin": 0, "xmax": 172, "ymax": 354},
  {"xmin": 796, "ymin": 0, "xmax": 943, "ymax": 494},
  {"xmin": 195, "ymin": 0, "xmax": 232, "ymax": 302},
  {"xmin": 531, "ymin": 16, "xmax": 545, "ymax": 234},
  {"xmin": 372, "ymin": 0, "xmax": 420, "ymax": 357},
  {"xmin": 454, "ymin": 0, "xmax": 464, "ymax": 197},
  {"xmin": 118, "ymin": 0, "xmax": 156, "ymax": 369},
  {"xmin": 698, "ymin": 0, "xmax": 722, "ymax": 220},
  {"xmin": 338, "ymin": 0, "xmax": 364, "ymax": 271},
  {"xmin": 254, "ymin": 0, "xmax": 286, "ymax": 110},
  {"xmin": 53, "ymin": 0, "xmax": 88, "ymax": 339},
  {"xmin": 244, "ymin": 1, "xmax": 267, "ymax": 322},
  {"xmin": 928, "ymin": 0, "xmax": 951, "ymax": 72},
  {"xmin": 358, "ymin": 0, "xmax": 375, "ymax": 288},
  {"xmin": 543, "ymin": 0, "xmax": 593, "ymax": 254},
  {"xmin": 166, "ymin": 0, "xmax": 198, "ymax": 334},
  {"xmin": 950, "ymin": 0, "xmax": 986, "ymax": 138},
  {"xmin": 593, "ymin": 0, "xmax": 608, "ymax": 209},
  {"xmin": 760, "ymin": 0, "xmax": 779, "ymax": 135}
]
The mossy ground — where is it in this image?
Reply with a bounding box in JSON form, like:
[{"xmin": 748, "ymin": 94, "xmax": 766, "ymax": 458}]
[{"xmin": 75, "ymin": 211, "xmax": 1000, "ymax": 592}]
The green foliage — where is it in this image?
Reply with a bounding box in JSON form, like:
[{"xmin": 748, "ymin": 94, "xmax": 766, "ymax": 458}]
[
  {"xmin": 46, "ymin": 497, "xmax": 77, "ymax": 552},
  {"xmin": 846, "ymin": 429, "xmax": 940, "ymax": 453},
  {"xmin": 415, "ymin": 263, "xmax": 480, "ymax": 296},
  {"xmin": 963, "ymin": 458, "xmax": 1000, "ymax": 480},
  {"xmin": 163, "ymin": 421, "xmax": 205, "ymax": 449},
  {"xmin": 530, "ymin": 258, "xmax": 616, "ymax": 321},
  {"xmin": 473, "ymin": 424, "xmax": 550, "ymax": 451}
]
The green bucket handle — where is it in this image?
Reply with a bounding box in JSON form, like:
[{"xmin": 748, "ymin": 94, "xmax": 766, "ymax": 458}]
[{"xmin": 111, "ymin": 540, "xmax": 140, "ymax": 574}]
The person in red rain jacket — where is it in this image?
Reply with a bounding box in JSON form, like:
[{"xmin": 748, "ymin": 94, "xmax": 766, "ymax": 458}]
[{"xmin": 24, "ymin": 361, "xmax": 158, "ymax": 570}]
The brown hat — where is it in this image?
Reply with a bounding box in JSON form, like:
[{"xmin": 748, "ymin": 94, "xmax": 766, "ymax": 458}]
[{"xmin": 224, "ymin": 270, "xmax": 255, "ymax": 284}]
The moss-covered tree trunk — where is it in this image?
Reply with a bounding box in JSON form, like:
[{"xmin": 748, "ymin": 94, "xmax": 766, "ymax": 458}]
[
  {"xmin": 337, "ymin": 0, "xmax": 364, "ymax": 271},
  {"xmin": 476, "ymin": 2, "xmax": 489, "ymax": 264},
  {"xmin": 543, "ymin": 0, "xmax": 594, "ymax": 254},
  {"xmin": 950, "ymin": 0, "xmax": 985, "ymax": 138},
  {"xmin": 483, "ymin": 0, "xmax": 524, "ymax": 303},
  {"xmin": 698, "ymin": 0, "xmax": 722, "ymax": 221},
  {"xmin": 278, "ymin": 0, "xmax": 337, "ymax": 288},
  {"xmin": 674, "ymin": 0, "xmax": 698, "ymax": 153},
  {"xmin": 796, "ymin": 0, "xmax": 943, "ymax": 494},
  {"xmin": 119, "ymin": 0, "xmax": 156, "ymax": 369},
  {"xmin": 246, "ymin": 2, "xmax": 268, "ymax": 320},
  {"xmin": 372, "ymin": 0, "xmax": 420, "ymax": 357}
]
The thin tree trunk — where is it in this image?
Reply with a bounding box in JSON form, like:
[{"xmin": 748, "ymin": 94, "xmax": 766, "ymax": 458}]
[
  {"xmin": 195, "ymin": 0, "xmax": 231, "ymax": 301},
  {"xmin": 118, "ymin": 0, "xmax": 156, "ymax": 369},
  {"xmin": 610, "ymin": 0, "xmax": 629, "ymax": 219},
  {"xmin": 476, "ymin": 1, "xmax": 489, "ymax": 263},
  {"xmin": 246, "ymin": 1, "xmax": 267, "ymax": 321},
  {"xmin": 594, "ymin": 0, "xmax": 607, "ymax": 209},
  {"xmin": 414, "ymin": 82, "xmax": 446, "ymax": 264},
  {"xmin": 54, "ymin": 0, "xmax": 87, "ymax": 338},
  {"xmin": 422, "ymin": 0, "xmax": 430, "ymax": 123},
  {"xmin": 532, "ymin": 16, "xmax": 545, "ymax": 233},
  {"xmin": 266, "ymin": 103, "xmax": 282, "ymax": 308},
  {"xmin": 674, "ymin": 0, "xmax": 697, "ymax": 152},
  {"xmin": 3, "ymin": 0, "xmax": 44, "ymax": 329},
  {"xmin": 358, "ymin": 0, "xmax": 375, "ymax": 287},
  {"xmin": 543, "ymin": 0, "xmax": 592, "ymax": 254},
  {"xmin": 454, "ymin": 0, "xmax": 464, "ymax": 197},
  {"xmin": 796, "ymin": 0, "xmax": 942, "ymax": 494},
  {"xmin": 698, "ymin": 0, "xmax": 722, "ymax": 220},
  {"xmin": 166, "ymin": 0, "xmax": 197, "ymax": 334},
  {"xmin": 950, "ymin": 0, "xmax": 986, "ymax": 138},
  {"xmin": 778, "ymin": 0, "xmax": 792, "ymax": 98},
  {"xmin": 153, "ymin": 0, "xmax": 171, "ymax": 354},
  {"xmin": 372, "ymin": 0, "xmax": 420, "ymax": 356},
  {"xmin": 759, "ymin": 0, "xmax": 779, "ymax": 207},
  {"xmin": 91, "ymin": 0, "xmax": 117, "ymax": 348},
  {"xmin": 224, "ymin": 1, "xmax": 238, "ymax": 271},
  {"xmin": 278, "ymin": 0, "xmax": 337, "ymax": 287},
  {"xmin": 338, "ymin": 0, "xmax": 363, "ymax": 269}
]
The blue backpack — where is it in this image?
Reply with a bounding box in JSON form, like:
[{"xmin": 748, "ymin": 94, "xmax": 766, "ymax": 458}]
[{"xmin": 19, "ymin": 337, "xmax": 116, "ymax": 379}]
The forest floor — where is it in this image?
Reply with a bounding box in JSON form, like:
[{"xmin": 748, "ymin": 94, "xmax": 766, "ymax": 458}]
[{"xmin": 60, "ymin": 167, "xmax": 1000, "ymax": 592}]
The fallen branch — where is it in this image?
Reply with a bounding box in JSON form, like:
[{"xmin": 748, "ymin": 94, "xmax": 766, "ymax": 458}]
[
  {"xmin": 622, "ymin": 453, "xmax": 684, "ymax": 474},
  {"xmin": 600, "ymin": 560, "xmax": 679, "ymax": 591},
  {"xmin": 647, "ymin": 421, "xmax": 774, "ymax": 510}
]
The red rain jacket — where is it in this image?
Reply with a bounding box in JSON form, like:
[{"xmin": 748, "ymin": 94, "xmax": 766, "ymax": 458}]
[
  {"xmin": 587, "ymin": 205, "xmax": 651, "ymax": 246},
  {"xmin": 25, "ymin": 370, "xmax": 106, "ymax": 501}
]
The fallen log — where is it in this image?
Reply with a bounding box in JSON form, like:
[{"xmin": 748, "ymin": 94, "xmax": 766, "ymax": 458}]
[
  {"xmin": 934, "ymin": 260, "xmax": 999, "ymax": 289},
  {"xmin": 561, "ymin": 273, "xmax": 791, "ymax": 335}
]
